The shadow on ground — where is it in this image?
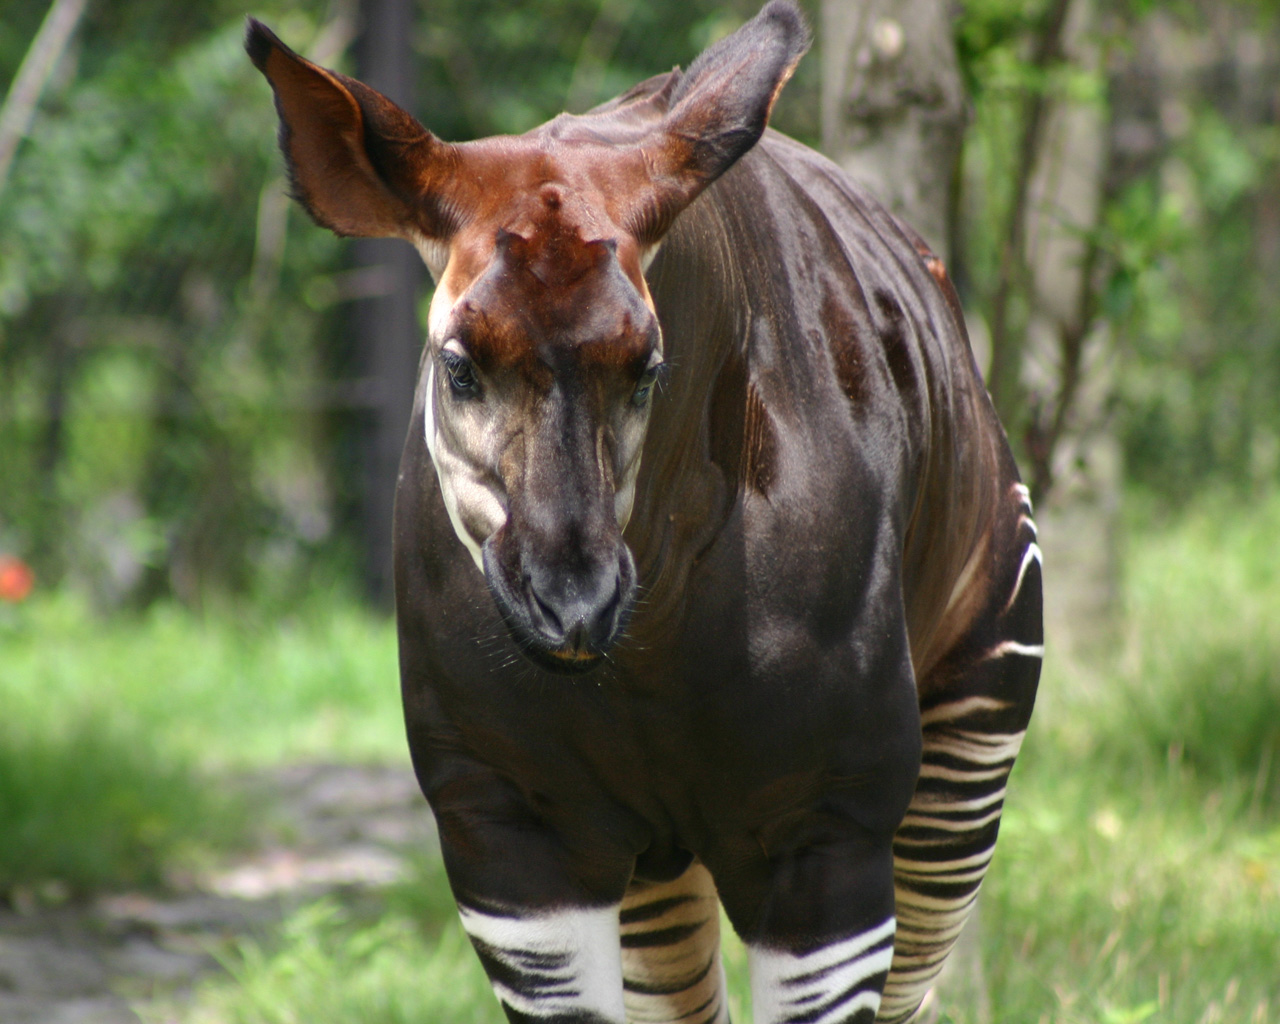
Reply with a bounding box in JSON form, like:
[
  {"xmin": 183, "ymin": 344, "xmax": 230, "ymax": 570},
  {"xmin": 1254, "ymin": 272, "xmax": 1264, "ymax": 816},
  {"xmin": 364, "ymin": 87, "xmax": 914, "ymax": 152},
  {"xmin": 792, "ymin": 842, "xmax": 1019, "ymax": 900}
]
[{"xmin": 0, "ymin": 763, "xmax": 439, "ymax": 1024}]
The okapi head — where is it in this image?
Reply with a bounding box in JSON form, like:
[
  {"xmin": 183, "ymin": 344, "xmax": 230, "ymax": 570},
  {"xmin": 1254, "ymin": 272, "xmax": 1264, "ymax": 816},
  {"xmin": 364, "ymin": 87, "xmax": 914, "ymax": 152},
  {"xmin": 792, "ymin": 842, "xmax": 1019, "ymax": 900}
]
[{"xmin": 247, "ymin": 3, "xmax": 809, "ymax": 672}]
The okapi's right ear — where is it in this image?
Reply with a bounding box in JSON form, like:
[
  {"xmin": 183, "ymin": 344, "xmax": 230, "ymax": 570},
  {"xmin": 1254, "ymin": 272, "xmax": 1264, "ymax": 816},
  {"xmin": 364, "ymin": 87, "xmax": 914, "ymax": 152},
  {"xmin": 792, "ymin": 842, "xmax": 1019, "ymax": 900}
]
[{"xmin": 245, "ymin": 19, "xmax": 458, "ymax": 245}]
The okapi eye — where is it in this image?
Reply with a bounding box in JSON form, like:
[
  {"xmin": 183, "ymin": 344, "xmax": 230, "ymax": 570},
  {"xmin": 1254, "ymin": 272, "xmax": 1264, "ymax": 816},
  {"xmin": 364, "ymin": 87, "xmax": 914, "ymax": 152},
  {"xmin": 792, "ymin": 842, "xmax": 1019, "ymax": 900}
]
[
  {"xmin": 632, "ymin": 360, "xmax": 666, "ymax": 407},
  {"xmin": 442, "ymin": 350, "xmax": 479, "ymax": 398}
]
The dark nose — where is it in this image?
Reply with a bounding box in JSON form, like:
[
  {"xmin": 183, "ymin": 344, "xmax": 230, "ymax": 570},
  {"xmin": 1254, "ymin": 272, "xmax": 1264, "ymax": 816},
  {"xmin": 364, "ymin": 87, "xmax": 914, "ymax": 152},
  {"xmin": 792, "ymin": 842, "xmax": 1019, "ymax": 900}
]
[
  {"xmin": 526, "ymin": 545, "xmax": 634, "ymax": 656},
  {"xmin": 482, "ymin": 527, "xmax": 638, "ymax": 674}
]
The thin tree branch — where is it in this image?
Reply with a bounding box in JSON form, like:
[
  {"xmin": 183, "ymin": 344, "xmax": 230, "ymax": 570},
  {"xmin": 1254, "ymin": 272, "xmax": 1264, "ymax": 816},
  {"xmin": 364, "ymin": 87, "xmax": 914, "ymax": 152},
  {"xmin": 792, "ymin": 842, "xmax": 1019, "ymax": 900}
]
[
  {"xmin": 0, "ymin": 0, "xmax": 89, "ymax": 191},
  {"xmin": 985, "ymin": 0, "xmax": 1074, "ymax": 418}
]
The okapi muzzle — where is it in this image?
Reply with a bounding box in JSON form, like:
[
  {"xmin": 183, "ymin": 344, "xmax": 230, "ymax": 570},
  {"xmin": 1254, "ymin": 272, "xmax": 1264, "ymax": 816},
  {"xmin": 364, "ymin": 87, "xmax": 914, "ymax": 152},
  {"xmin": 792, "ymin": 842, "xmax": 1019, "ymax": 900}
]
[{"xmin": 482, "ymin": 488, "xmax": 637, "ymax": 673}]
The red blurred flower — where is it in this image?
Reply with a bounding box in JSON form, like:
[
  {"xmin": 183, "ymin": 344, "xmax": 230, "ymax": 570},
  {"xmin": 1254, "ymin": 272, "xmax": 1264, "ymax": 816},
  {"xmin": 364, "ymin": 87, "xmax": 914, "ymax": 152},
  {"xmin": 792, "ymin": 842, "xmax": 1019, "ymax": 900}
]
[{"xmin": 0, "ymin": 555, "xmax": 35, "ymax": 603}]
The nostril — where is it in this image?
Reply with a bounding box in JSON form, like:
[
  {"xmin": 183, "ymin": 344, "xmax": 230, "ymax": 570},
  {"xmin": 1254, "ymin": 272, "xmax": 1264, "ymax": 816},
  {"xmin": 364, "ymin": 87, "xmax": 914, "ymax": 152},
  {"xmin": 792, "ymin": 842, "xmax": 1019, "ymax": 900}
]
[{"xmin": 528, "ymin": 586, "xmax": 564, "ymax": 637}]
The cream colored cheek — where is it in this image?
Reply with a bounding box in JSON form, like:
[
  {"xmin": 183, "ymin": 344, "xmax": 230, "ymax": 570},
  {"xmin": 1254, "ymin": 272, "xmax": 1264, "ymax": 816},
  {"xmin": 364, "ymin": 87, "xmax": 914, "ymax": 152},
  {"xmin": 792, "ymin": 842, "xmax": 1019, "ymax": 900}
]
[
  {"xmin": 423, "ymin": 364, "xmax": 507, "ymax": 572},
  {"xmin": 611, "ymin": 420, "xmax": 651, "ymax": 529},
  {"xmin": 436, "ymin": 442, "xmax": 507, "ymax": 569},
  {"xmin": 614, "ymin": 477, "xmax": 637, "ymax": 531}
]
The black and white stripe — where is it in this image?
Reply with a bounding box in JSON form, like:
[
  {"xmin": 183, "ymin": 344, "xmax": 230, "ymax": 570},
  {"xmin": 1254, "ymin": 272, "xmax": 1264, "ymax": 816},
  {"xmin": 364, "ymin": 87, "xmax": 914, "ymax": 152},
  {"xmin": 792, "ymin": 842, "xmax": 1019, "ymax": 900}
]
[
  {"xmin": 750, "ymin": 917, "xmax": 896, "ymax": 1024},
  {"xmin": 879, "ymin": 483, "xmax": 1043, "ymax": 1023},
  {"xmin": 458, "ymin": 903, "xmax": 627, "ymax": 1022},
  {"xmin": 620, "ymin": 864, "xmax": 730, "ymax": 1024}
]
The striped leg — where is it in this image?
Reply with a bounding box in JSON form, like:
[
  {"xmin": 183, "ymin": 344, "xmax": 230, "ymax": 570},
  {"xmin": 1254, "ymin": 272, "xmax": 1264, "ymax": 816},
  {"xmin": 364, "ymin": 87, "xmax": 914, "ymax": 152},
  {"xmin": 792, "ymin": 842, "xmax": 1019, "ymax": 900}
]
[
  {"xmin": 750, "ymin": 917, "xmax": 897, "ymax": 1024},
  {"xmin": 458, "ymin": 901, "xmax": 627, "ymax": 1023},
  {"xmin": 878, "ymin": 483, "xmax": 1043, "ymax": 1023},
  {"xmin": 621, "ymin": 862, "xmax": 730, "ymax": 1024},
  {"xmin": 725, "ymin": 823, "xmax": 910, "ymax": 1024},
  {"xmin": 431, "ymin": 769, "xmax": 634, "ymax": 1024}
]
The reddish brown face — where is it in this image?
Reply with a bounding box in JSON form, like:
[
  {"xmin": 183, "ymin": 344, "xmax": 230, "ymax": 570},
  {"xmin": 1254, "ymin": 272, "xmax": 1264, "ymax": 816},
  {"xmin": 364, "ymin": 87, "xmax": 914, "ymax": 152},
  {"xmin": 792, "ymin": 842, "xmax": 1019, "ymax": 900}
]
[{"xmin": 424, "ymin": 197, "xmax": 665, "ymax": 672}]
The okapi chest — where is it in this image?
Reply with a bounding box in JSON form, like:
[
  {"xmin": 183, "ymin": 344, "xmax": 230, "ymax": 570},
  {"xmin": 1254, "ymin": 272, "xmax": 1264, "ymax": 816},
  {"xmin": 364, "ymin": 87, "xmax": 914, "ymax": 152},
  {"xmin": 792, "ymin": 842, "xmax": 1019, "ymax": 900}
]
[{"xmin": 248, "ymin": 4, "xmax": 1042, "ymax": 1023}]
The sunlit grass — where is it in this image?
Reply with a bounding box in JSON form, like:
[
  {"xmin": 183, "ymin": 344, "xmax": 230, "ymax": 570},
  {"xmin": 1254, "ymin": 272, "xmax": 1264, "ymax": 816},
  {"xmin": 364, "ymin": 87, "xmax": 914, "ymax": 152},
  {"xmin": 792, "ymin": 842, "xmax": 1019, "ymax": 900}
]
[
  {"xmin": 173, "ymin": 900, "xmax": 503, "ymax": 1024},
  {"xmin": 971, "ymin": 731, "xmax": 1280, "ymax": 1023},
  {"xmin": 1109, "ymin": 491, "xmax": 1280, "ymax": 807},
  {"xmin": 0, "ymin": 589, "xmax": 403, "ymax": 769},
  {"xmin": 175, "ymin": 854, "xmax": 759, "ymax": 1024},
  {"xmin": 0, "ymin": 716, "xmax": 246, "ymax": 893}
]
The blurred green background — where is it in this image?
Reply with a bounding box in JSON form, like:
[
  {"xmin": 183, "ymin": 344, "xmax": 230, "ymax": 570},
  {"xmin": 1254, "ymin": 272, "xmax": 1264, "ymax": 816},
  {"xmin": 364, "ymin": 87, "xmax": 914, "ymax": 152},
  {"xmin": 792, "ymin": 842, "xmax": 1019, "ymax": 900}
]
[{"xmin": 1, "ymin": 0, "xmax": 1277, "ymax": 1021}]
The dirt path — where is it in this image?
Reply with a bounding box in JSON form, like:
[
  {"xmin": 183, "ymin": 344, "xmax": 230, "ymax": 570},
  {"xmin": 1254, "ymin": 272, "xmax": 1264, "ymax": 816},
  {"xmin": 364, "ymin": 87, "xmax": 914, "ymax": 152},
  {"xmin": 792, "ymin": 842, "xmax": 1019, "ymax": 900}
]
[{"xmin": 0, "ymin": 763, "xmax": 438, "ymax": 1024}]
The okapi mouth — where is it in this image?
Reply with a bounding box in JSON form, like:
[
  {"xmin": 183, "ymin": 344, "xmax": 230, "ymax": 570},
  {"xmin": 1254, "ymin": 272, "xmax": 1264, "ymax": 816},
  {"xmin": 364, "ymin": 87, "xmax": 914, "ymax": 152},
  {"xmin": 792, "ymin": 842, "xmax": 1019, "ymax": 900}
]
[{"xmin": 481, "ymin": 533, "xmax": 637, "ymax": 675}]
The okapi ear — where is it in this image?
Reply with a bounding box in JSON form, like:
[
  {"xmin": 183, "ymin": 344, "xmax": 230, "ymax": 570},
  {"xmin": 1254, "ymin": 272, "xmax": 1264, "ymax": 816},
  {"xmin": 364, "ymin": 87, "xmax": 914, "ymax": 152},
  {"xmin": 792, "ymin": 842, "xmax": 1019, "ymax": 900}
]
[
  {"xmin": 629, "ymin": 0, "xmax": 810, "ymax": 244},
  {"xmin": 245, "ymin": 19, "xmax": 457, "ymax": 243}
]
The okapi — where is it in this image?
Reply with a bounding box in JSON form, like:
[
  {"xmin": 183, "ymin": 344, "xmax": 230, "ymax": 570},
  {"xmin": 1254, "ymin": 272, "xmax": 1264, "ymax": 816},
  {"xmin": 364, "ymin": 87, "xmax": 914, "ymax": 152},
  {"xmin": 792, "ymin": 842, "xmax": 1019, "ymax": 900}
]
[{"xmin": 247, "ymin": 3, "xmax": 1042, "ymax": 1021}]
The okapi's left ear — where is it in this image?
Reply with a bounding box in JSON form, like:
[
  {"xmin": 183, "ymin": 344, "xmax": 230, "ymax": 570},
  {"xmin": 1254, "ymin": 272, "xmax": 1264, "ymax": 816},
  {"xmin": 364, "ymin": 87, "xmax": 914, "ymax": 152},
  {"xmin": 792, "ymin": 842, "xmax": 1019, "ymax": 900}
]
[
  {"xmin": 629, "ymin": 0, "xmax": 810, "ymax": 243},
  {"xmin": 245, "ymin": 19, "xmax": 458, "ymax": 245}
]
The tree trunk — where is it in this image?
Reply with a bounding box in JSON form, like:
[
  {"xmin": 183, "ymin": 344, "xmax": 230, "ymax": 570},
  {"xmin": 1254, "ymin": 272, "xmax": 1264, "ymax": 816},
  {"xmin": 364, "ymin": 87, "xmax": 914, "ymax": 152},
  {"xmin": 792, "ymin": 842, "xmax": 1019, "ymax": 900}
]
[
  {"xmin": 1018, "ymin": 0, "xmax": 1122, "ymax": 666},
  {"xmin": 348, "ymin": 0, "xmax": 425, "ymax": 606},
  {"xmin": 820, "ymin": 0, "xmax": 966, "ymax": 262}
]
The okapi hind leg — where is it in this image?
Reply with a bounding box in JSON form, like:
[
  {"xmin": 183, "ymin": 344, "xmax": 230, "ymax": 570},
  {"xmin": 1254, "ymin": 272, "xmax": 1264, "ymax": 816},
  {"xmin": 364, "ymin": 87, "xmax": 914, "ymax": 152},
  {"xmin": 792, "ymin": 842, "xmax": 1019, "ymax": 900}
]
[
  {"xmin": 621, "ymin": 862, "xmax": 731, "ymax": 1024},
  {"xmin": 878, "ymin": 483, "xmax": 1044, "ymax": 1024}
]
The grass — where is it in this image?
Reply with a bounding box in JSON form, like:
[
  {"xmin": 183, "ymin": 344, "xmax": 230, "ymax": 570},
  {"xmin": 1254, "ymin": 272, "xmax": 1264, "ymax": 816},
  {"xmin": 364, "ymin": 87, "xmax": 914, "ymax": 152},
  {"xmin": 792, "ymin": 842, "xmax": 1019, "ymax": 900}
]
[
  {"xmin": 0, "ymin": 587, "xmax": 401, "ymax": 892},
  {"xmin": 159, "ymin": 855, "xmax": 761, "ymax": 1024},
  {"xmin": 3, "ymin": 492, "xmax": 1279, "ymax": 1021}
]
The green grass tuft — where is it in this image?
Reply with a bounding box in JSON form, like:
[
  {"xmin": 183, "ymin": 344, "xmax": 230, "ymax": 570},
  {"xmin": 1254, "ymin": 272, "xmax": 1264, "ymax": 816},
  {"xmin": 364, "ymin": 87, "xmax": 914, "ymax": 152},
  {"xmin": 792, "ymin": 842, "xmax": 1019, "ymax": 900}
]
[
  {"xmin": 0, "ymin": 590, "xmax": 402, "ymax": 893},
  {"xmin": 1106, "ymin": 491, "xmax": 1280, "ymax": 808},
  {"xmin": 174, "ymin": 896, "xmax": 503, "ymax": 1024},
  {"xmin": 0, "ymin": 716, "xmax": 245, "ymax": 893}
]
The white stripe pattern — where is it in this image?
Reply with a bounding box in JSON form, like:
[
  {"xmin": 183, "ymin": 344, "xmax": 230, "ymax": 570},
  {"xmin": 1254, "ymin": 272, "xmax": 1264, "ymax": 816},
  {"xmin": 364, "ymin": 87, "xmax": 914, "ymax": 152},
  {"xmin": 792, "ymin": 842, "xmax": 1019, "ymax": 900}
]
[
  {"xmin": 984, "ymin": 638, "xmax": 1045, "ymax": 660},
  {"xmin": 1004, "ymin": 541, "xmax": 1043, "ymax": 612},
  {"xmin": 458, "ymin": 904, "xmax": 626, "ymax": 1021},
  {"xmin": 880, "ymin": 480, "xmax": 1043, "ymax": 1022},
  {"xmin": 749, "ymin": 918, "xmax": 895, "ymax": 1024}
]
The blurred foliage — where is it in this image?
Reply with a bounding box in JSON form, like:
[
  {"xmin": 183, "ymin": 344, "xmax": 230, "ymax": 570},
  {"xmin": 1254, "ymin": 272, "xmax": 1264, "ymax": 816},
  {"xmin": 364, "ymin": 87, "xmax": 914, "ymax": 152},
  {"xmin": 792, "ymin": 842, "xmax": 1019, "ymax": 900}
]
[
  {"xmin": 0, "ymin": 0, "xmax": 343, "ymax": 603},
  {"xmin": 1115, "ymin": 103, "xmax": 1280, "ymax": 498},
  {"xmin": 0, "ymin": 0, "xmax": 1277, "ymax": 605},
  {"xmin": 953, "ymin": 0, "xmax": 1280, "ymax": 500}
]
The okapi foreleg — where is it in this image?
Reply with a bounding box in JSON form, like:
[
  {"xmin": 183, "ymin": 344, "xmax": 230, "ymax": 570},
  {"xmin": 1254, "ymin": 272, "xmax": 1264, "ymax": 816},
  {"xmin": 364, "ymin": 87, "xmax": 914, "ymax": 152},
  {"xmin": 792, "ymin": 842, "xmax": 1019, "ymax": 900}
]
[{"xmin": 458, "ymin": 901, "xmax": 626, "ymax": 1024}]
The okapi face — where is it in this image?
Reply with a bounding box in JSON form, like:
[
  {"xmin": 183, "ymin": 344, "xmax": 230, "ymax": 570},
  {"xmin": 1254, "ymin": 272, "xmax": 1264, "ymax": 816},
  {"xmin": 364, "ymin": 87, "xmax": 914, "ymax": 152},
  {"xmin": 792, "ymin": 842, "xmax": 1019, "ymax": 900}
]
[
  {"xmin": 246, "ymin": 3, "xmax": 808, "ymax": 672},
  {"xmin": 424, "ymin": 203, "xmax": 664, "ymax": 672}
]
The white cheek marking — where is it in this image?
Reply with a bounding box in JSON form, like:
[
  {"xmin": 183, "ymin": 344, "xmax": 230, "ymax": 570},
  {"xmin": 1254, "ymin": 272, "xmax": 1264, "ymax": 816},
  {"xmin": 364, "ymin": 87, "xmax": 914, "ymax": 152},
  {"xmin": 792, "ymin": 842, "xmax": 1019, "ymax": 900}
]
[
  {"xmin": 423, "ymin": 360, "xmax": 487, "ymax": 572},
  {"xmin": 422, "ymin": 281, "xmax": 491, "ymax": 572},
  {"xmin": 458, "ymin": 904, "xmax": 626, "ymax": 1022},
  {"xmin": 423, "ymin": 361, "xmax": 438, "ymax": 463},
  {"xmin": 614, "ymin": 477, "xmax": 636, "ymax": 532},
  {"xmin": 749, "ymin": 918, "xmax": 895, "ymax": 1024}
]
